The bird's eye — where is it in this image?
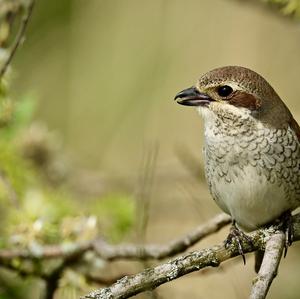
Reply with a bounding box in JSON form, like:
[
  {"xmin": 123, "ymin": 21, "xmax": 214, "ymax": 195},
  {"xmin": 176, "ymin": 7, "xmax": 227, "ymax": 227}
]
[{"xmin": 217, "ymin": 85, "xmax": 233, "ymax": 97}]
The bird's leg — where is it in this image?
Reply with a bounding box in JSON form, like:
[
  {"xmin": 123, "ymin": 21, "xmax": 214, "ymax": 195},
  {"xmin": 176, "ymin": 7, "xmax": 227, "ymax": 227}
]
[
  {"xmin": 279, "ymin": 211, "xmax": 294, "ymax": 257},
  {"xmin": 224, "ymin": 220, "xmax": 252, "ymax": 265},
  {"xmin": 255, "ymin": 212, "xmax": 294, "ymax": 273}
]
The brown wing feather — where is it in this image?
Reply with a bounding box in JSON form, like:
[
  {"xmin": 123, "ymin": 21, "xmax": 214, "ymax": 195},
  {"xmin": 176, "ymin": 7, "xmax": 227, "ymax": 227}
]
[{"xmin": 290, "ymin": 117, "xmax": 300, "ymax": 143}]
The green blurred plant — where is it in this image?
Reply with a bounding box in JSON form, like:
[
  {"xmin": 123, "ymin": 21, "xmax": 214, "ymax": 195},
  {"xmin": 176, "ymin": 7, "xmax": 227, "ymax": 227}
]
[
  {"xmin": 0, "ymin": 76, "xmax": 135, "ymax": 298},
  {"xmin": 0, "ymin": 1, "xmax": 139, "ymax": 298},
  {"xmin": 260, "ymin": 0, "xmax": 300, "ymax": 17},
  {"xmin": 0, "ymin": 77, "xmax": 135, "ymax": 243}
]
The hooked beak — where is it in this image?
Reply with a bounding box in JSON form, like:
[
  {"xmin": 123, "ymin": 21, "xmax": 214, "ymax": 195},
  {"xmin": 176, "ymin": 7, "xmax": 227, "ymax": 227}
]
[{"xmin": 174, "ymin": 86, "xmax": 213, "ymax": 106}]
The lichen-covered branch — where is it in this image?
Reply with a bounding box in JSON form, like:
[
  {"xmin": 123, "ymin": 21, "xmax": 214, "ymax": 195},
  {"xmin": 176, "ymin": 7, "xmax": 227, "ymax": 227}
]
[
  {"xmin": 82, "ymin": 213, "xmax": 300, "ymax": 299},
  {"xmin": 249, "ymin": 231, "xmax": 285, "ymax": 299},
  {"xmin": 2, "ymin": 213, "xmax": 299, "ymax": 299}
]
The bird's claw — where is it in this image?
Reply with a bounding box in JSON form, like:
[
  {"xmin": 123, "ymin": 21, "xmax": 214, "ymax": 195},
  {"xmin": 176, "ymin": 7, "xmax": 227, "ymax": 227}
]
[
  {"xmin": 225, "ymin": 222, "xmax": 252, "ymax": 265},
  {"xmin": 271, "ymin": 211, "xmax": 294, "ymax": 257},
  {"xmin": 280, "ymin": 211, "xmax": 294, "ymax": 258}
]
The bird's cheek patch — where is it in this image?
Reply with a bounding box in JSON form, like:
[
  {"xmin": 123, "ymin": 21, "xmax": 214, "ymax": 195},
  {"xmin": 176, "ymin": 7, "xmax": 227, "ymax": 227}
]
[{"xmin": 228, "ymin": 92, "xmax": 261, "ymax": 111}]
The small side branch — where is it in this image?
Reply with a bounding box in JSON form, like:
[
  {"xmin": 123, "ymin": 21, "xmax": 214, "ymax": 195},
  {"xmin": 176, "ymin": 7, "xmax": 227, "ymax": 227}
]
[
  {"xmin": 93, "ymin": 213, "xmax": 231, "ymax": 260},
  {"xmin": 0, "ymin": 240, "xmax": 93, "ymax": 261},
  {"xmin": 43, "ymin": 248, "xmax": 86, "ymax": 299},
  {"xmin": 249, "ymin": 231, "xmax": 285, "ymax": 299},
  {"xmin": 0, "ymin": 213, "xmax": 230, "ymax": 299},
  {"xmin": 0, "ymin": 213, "xmax": 230, "ymax": 262},
  {"xmin": 0, "ymin": 0, "xmax": 35, "ymax": 78}
]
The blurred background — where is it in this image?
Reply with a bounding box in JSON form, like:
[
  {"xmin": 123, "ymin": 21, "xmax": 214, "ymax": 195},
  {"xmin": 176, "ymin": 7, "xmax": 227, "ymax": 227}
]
[{"xmin": 1, "ymin": 0, "xmax": 300, "ymax": 298}]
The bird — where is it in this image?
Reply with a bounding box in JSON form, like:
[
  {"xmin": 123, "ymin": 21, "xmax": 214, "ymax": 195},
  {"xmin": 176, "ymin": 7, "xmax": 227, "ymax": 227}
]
[{"xmin": 174, "ymin": 66, "xmax": 300, "ymax": 270}]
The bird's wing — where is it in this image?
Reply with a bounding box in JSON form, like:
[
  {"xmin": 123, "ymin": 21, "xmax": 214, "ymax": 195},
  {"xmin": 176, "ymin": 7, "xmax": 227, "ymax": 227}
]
[{"xmin": 289, "ymin": 117, "xmax": 300, "ymax": 143}]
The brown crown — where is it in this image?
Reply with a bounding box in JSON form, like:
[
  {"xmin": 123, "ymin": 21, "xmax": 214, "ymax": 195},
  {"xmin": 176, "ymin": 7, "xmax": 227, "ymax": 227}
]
[{"xmin": 197, "ymin": 66, "xmax": 293, "ymax": 129}]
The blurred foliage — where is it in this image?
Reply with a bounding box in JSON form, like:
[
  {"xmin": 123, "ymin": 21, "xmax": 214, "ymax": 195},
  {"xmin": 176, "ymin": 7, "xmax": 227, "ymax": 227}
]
[
  {"xmin": 1, "ymin": 0, "xmax": 299, "ymax": 298},
  {"xmin": 91, "ymin": 194, "xmax": 135, "ymax": 242},
  {"xmin": 0, "ymin": 4, "xmax": 137, "ymax": 289},
  {"xmin": 260, "ymin": 0, "xmax": 300, "ymax": 18},
  {"xmin": 0, "ymin": 72, "xmax": 135, "ymax": 298}
]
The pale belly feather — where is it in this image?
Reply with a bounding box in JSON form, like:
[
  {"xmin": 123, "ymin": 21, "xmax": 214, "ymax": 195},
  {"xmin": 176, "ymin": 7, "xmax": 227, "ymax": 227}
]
[
  {"xmin": 198, "ymin": 104, "xmax": 300, "ymax": 231},
  {"xmin": 211, "ymin": 165, "xmax": 289, "ymax": 231}
]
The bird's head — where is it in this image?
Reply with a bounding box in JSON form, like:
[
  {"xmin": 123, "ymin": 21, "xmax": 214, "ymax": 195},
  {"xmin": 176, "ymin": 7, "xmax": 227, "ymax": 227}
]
[{"xmin": 175, "ymin": 66, "xmax": 291, "ymax": 127}]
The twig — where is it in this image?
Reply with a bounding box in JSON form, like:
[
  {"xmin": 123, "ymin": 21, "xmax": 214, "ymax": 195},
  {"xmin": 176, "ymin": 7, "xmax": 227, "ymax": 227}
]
[
  {"xmin": 0, "ymin": 213, "xmax": 229, "ymax": 298},
  {"xmin": 43, "ymin": 249, "xmax": 85, "ymax": 299},
  {"xmin": 249, "ymin": 231, "xmax": 285, "ymax": 299},
  {"xmin": 136, "ymin": 143, "xmax": 158, "ymax": 239},
  {"xmin": 93, "ymin": 213, "xmax": 231, "ymax": 260},
  {"xmin": 1, "ymin": 241, "xmax": 92, "ymax": 299},
  {"xmin": 0, "ymin": 213, "xmax": 230, "ymax": 262},
  {"xmin": 0, "ymin": 213, "xmax": 229, "ymax": 299},
  {"xmin": 136, "ymin": 144, "xmax": 159, "ymax": 299},
  {"xmin": 81, "ymin": 213, "xmax": 300, "ymax": 299},
  {"xmin": 0, "ymin": 240, "xmax": 93, "ymax": 261},
  {"xmin": 0, "ymin": 0, "xmax": 35, "ymax": 78},
  {"xmin": 1, "ymin": 213, "xmax": 298, "ymax": 299}
]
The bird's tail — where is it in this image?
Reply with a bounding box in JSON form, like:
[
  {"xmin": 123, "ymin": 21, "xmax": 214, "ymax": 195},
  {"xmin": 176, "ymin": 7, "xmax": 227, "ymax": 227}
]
[{"xmin": 254, "ymin": 250, "xmax": 265, "ymax": 273}]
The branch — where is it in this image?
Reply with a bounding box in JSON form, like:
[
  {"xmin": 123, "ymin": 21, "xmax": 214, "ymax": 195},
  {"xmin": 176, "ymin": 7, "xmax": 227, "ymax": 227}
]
[
  {"xmin": 81, "ymin": 213, "xmax": 300, "ymax": 299},
  {"xmin": 249, "ymin": 231, "xmax": 285, "ymax": 299},
  {"xmin": 0, "ymin": 240, "xmax": 93, "ymax": 299},
  {"xmin": 0, "ymin": 213, "xmax": 230, "ymax": 262},
  {"xmin": 86, "ymin": 274, "xmax": 130, "ymax": 286},
  {"xmin": 0, "ymin": 0, "xmax": 35, "ymax": 78},
  {"xmin": 0, "ymin": 213, "xmax": 229, "ymax": 298},
  {"xmin": 43, "ymin": 249, "xmax": 86, "ymax": 299},
  {"xmin": 0, "ymin": 240, "xmax": 93, "ymax": 261},
  {"xmin": 93, "ymin": 213, "xmax": 231, "ymax": 260}
]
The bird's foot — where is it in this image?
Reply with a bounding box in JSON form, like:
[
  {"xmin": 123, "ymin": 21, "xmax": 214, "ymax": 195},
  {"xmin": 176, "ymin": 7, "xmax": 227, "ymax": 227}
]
[
  {"xmin": 270, "ymin": 211, "xmax": 293, "ymax": 257},
  {"xmin": 279, "ymin": 211, "xmax": 294, "ymax": 257},
  {"xmin": 224, "ymin": 221, "xmax": 252, "ymax": 265}
]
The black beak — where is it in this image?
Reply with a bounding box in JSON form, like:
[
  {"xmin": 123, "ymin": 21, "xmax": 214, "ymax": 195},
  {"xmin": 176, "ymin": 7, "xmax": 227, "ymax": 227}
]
[{"xmin": 174, "ymin": 86, "xmax": 213, "ymax": 106}]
